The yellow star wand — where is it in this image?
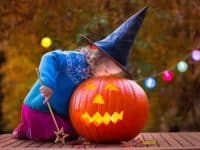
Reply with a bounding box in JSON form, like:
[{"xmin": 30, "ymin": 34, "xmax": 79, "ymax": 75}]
[{"xmin": 35, "ymin": 68, "xmax": 69, "ymax": 144}]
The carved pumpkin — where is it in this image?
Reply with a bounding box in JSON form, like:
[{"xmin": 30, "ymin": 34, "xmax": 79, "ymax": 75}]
[{"xmin": 69, "ymin": 76, "xmax": 149, "ymax": 143}]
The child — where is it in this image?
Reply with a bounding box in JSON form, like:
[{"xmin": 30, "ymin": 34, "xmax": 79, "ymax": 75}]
[
  {"xmin": 12, "ymin": 47, "xmax": 123, "ymax": 141},
  {"xmin": 12, "ymin": 6, "xmax": 147, "ymax": 141}
]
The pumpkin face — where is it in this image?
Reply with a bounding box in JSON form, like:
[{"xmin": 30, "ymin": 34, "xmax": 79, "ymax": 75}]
[{"xmin": 69, "ymin": 76, "xmax": 149, "ymax": 143}]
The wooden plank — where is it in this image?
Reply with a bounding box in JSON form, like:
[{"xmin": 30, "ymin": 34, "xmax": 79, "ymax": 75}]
[
  {"xmin": 37, "ymin": 142, "xmax": 54, "ymax": 148},
  {"xmin": 171, "ymin": 133, "xmax": 193, "ymax": 147},
  {"xmin": 179, "ymin": 132, "xmax": 200, "ymax": 146},
  {"xmin": 48, "ymin": 142, "xmax": 63, "ymax": 148},
  {"xmin": 3, "ymin": 139, "xmax": 27, "ymax": 148},
  {"xmin": 25, "ymin": 141, "xmax": 44, "ymax": 148},
  {"xmin": 160, "ymin": 132, "xmax": 182, "ymax": 147},
  {"xmin": 96, "ymin": 143, "xmax": 122, "ymax": 148},
  {"xmin": 0, "ymin": 133, "xmax": 200, "ymax": 149},
  {"xmin": 0, "ymin": 135, "xmax": 12, "ymax": 144},
  {"xmin": 64, "ymin": 139, "xmax": 90, "ymax": 148},
  {"xmin": 71, "ymin": 141, "xmax": 96, "ymax": 149},
  {"xmin": 190, "ymin": 132, "xmax": 200, "ymax": 142},
  {"xmin": 84, "ymin": 144, "xmax": 96, "ymax": 149},
  {"xmin": 0, "ymin": 134, "xmax": 38, "ymax": 148},
  {"xmin": 0, "ymin": 139, "xmax": 28, "ymax": 148},
  {"xmin": 61, "ymin": 143, "xmax": 73, "ymax": 148},
  {"xmin": 14, "ymin": 140, "xmax": 35, "ymax": 148},
  {"xmin": 151, "ymin": 133, "xmax": 170, "ymax": 147},
  {"xmin": 0, "ymin": 134, "xmax": 11, "ymax": 140},
  {"xmin": 0, "ymin": 138, "xmax": 20, "ymax": 147}
]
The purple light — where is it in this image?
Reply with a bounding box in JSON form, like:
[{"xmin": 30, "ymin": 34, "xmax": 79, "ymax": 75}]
[
  {"xmin": 162, "ymin": 70, "xmax": 173, "ymax": 82},
  {"xmin": 192, "ymin": 50, "xmax": 200, "ymax": 61}
]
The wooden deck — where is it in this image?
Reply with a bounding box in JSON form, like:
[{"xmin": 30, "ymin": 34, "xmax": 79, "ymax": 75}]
[{"xmin": 0, "ymin": 132, "xmax": 200, "ymax": 149}]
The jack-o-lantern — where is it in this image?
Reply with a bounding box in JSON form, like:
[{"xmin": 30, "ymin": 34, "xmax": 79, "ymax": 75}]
[{"xmin": 69, "ymin": 76, "xmax": 149, "ymax": 143}]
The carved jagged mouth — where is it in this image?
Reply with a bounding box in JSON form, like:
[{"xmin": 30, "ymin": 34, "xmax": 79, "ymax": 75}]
[{"xmin": 81, "ymin": 111, "xmax": 124, "ymax": 126}]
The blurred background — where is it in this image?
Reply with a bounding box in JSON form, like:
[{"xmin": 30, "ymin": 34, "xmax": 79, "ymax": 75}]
[{"xmin": 0, "ymin": 0, "xmax": 199, "ymax": 133}]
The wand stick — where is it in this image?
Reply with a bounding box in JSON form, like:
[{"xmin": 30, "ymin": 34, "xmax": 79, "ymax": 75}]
[
  {"xmin": 35, "ymin": 68, "xmax": 59, "ymax": 131},
  {"xmin": 35, "ymin": 68, "xmax": 68, "ymax": 144}
]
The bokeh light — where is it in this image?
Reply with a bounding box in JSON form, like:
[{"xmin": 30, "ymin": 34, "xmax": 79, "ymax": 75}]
[
  {"xmin": 162, "ymin": 70, "xmax": 173, "ymax": 82},
  {"xmin": 192, "ymin": 49, "xmax": 200, "ymax": 61},
  {"xmin": 177, "ymin": 61, "xmax": 188, "ymax": 73},
  {"xmin": 144, "ymin": 77, "xmax": 156, "ymax": 89},
  {"xmin": 41, "ymin": 37, "xmax": 52, "ymax": 48}
]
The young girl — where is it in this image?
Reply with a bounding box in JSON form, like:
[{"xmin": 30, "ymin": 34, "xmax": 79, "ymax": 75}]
[
  {"xmin": 12, "ymin": 46, "xmax": 123, "ymax": 141},
  {"xmin": 12, "ymin": 6, "xmax": 147, "ymax": 141}
]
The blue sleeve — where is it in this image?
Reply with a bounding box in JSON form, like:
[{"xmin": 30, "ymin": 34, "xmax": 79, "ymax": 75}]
[{"xmin": 39, "ymin": 50, "xmax": 67, "ymax": 91}]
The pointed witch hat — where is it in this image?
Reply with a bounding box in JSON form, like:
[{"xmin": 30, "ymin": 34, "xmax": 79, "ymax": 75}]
[{"xmin": 80, "ymin": 6, "xmax": 148, "ymax": 77}]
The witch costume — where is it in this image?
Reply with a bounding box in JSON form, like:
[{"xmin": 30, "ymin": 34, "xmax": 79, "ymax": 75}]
[{"xmin": 13, "ymin": 6, "xmax": 148, "ymax": 141}]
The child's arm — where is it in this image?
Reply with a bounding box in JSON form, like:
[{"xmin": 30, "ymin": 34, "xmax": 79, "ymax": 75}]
[{"xmin": 39, "ymin": 50, "xmax": 67, "ymax": 92}]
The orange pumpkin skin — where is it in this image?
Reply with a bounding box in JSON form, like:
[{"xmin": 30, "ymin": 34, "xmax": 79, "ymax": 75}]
[{"xmin": 69, "ymin": 76, "xmax": 149, "ymax": 143}]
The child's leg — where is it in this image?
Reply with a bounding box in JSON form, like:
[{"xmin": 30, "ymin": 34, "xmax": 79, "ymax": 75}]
[
  {"xmin": 12, "ymin": 104, "xmax": 77, "ymax": 141},
  {"xmin": 12, "ymin": 105, "xmax": 28, "ymax": 139},
  {"xmin": 12, "ymin": 122, "xmax": 27, "ymax": 139}
]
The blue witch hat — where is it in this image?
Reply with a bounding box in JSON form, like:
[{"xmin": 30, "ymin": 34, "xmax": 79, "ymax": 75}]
[{"xmin": 81, "ymin": 6, "xmax": 148, "ymax": 76}]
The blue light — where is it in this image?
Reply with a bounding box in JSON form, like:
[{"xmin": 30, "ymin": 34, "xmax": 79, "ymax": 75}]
[{"xmin": 144, "ymin": 77, "xmax": 156, "ymax": 89}]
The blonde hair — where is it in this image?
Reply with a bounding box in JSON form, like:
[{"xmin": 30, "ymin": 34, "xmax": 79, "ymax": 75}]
[
  {"xmin": 77, "ymin": 46, "xmax": 125, "ymax": 77},
  {"xmin": 78, "ymin": 46, "xmax": 104, "ymax": 74}
]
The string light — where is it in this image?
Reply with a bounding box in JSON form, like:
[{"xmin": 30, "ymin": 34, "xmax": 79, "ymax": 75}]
[
  {"xmin": 131, "ymin": 7, "xmax": 199, "ymax": 88},
  {"xmin": 134, "ymin": 50, "xmax": 200, "ymax": 88},
  {"xmin": 144, "ymin": 77, "xmax": 156, "ymax": 89},
  {"xmin": 177, "ymin": 61, "xmax": 188, "ymax": 73},
  {"xmin": 162, "ymin": 70, "xmax": 173, "ymax": 82},
  {"xmin": 192, "ymin": 49, "xmax": 200, "ymax": 61},
  {"xmin": 41, "ymin": 37, "xmax": 52, "ymax": 48}
]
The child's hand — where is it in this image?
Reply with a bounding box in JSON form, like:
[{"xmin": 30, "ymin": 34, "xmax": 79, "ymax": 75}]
[{"xmin": 40, "ymin": 85, "xmax": 53, "ymax": 104}]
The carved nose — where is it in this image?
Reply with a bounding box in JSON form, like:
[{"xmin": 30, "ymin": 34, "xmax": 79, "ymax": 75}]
[{"xmin": 93, "ymin": 94, "xmax": 104, "ymax": 104}]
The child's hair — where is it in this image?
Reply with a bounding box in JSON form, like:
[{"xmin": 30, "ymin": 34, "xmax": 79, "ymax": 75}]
[
  {"xmin": 77, "ymin": 46, "xmax": 104, "ymax": 74},
  {"xmin": 77, "ymin": 46, "xmax": 125, "ymax": 77}
]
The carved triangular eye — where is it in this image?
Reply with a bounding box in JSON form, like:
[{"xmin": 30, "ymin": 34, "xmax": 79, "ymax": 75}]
[
  {"xmin": 104, "ymin": 83, "xmax": 118, "ymax": 91},
  {"xmin": 93, "ymin": 94, "xmax": 104, "ymax": 104}
]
